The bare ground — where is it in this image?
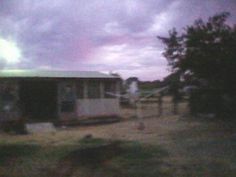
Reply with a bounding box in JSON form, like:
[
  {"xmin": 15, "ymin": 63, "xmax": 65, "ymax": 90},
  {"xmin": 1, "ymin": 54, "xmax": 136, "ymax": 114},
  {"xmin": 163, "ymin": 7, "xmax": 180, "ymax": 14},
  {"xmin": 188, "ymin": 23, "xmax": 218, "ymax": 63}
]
[{"xmin": 1, "ymin": 103, "xmax": 236, "ymax": 176}]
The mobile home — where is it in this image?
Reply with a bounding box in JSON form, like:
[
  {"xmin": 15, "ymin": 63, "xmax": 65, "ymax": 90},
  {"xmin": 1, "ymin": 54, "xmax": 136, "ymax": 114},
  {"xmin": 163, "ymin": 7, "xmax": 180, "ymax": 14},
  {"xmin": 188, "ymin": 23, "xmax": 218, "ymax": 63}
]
[{"xmin": 0, "ymin": 70, "xmax": 121, "ymax": 123}]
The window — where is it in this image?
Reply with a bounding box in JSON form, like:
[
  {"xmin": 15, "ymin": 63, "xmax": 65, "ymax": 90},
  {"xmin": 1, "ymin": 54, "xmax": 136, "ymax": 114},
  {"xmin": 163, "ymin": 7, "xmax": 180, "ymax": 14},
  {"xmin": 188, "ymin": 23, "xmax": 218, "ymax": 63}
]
[
  {"xmin": 88, "ymin": 81, "xmax": 100, "ymax": 98},
  {"xmin": 61, "ymin": 84, "xmax": 75, "ymax": 101},
  {"xmin": 76, "ymin": 82, "xmax": 84, "ymax": 99},
  {"xmin": 104, "ymin": 81, "xmax": 116, "ymax": 98},
  {"xmin": 60, "ymin": 83, "xmax": 75, "ymax": 112}
]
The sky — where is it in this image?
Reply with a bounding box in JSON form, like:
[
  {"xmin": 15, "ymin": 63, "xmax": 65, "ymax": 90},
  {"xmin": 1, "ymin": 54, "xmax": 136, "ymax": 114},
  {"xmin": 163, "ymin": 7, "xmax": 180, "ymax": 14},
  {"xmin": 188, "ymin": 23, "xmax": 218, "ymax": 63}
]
[{"xmin": 0, "ymin": 0, "xmax": 236, "ymax": 81}]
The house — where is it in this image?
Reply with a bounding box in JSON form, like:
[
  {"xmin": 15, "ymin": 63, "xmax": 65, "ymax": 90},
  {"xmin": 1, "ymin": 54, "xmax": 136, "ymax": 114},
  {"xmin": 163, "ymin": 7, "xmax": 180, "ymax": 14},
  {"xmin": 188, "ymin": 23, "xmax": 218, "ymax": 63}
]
[{"xmin": 0, "ymin": 70, "xmax": 121, "ymax": 124}]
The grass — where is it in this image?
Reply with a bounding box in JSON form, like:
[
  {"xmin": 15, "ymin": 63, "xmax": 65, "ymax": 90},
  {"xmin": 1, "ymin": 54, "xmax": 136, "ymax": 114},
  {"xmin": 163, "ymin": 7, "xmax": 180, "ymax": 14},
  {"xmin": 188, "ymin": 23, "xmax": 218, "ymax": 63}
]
[
  {"xmin": 183, "ymin": 138, "xmax": 236, "ymax": 177},
  {"xmin": 1, "ymin": 105, "xmax": 236, "ymax": 177},
  {"xmin": 0, "ymin": 143, "xmax": 39, "ymax": 166},
  {"xmin": 0, "ymin": 143, "xmax": 78, "ymax": 177},
  {"xmin": 167, "ymin": 122, "xmax": 236, "ymax": 177},
  {"xmin": 0, "ymin": 138, "xmax": 171, "ymax": 177},
  {"xmin": 1, "ymin": 136, "xmax": 235, "ymax": 177},
  {"xmin": 110, "ymin": 141, "xmax": 170, "ymax": 177}
]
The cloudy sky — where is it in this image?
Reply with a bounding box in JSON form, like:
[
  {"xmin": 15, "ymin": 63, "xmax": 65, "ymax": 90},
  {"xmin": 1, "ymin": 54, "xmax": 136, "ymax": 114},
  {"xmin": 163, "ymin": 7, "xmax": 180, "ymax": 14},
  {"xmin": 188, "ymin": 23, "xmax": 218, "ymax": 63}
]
[{"xmin": 0, "ymin": 0, "xmax": 235, "ymax": 80}]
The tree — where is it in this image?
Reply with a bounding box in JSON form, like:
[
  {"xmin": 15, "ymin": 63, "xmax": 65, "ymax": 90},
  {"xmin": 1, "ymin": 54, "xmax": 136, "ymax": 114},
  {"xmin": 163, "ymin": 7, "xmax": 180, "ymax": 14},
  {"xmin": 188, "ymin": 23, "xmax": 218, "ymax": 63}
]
[
  {"xmin": 162, "ymin": 72, "xmax": 183, "ymax": 114},
  {"xmin": 158, "ymin": 12, "xmax": 236, "ymax": 118}
]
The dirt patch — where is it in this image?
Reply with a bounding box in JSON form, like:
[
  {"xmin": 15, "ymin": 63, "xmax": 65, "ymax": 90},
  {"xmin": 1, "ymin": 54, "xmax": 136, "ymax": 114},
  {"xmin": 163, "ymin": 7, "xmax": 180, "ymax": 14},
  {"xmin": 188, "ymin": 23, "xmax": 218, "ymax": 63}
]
[
  {"xmin": 50, "ymin": 141, "xmax": 122, "ymax": 177},
  {"xmin": 1, "ymin": 104, "xmax": 236, "ymax": 176}
]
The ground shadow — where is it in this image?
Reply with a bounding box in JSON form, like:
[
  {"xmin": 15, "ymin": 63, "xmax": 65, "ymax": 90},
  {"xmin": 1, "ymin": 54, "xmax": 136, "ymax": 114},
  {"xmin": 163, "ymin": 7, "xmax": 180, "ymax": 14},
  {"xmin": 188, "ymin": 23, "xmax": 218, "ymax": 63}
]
[
  {"xmin": 0, "ymin": 144, "xmax": 39, "ymax": 166},
  {"xmin": 49, "ymin": 139, "xmax": 170, "ymax": 177}
]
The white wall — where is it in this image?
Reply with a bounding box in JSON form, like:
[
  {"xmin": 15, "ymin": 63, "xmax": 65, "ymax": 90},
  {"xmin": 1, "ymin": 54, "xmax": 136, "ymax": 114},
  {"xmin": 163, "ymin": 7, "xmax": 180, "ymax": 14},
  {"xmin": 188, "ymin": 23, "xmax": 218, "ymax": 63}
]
[{"xmin": 76, "ymin": 98, "xmax": 120, "ymax": 118}]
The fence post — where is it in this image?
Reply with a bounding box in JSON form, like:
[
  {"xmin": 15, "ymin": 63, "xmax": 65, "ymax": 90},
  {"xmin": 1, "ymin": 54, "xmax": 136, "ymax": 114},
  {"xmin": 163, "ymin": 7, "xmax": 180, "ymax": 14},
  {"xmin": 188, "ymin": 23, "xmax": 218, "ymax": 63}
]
[{"xmin": 136, "ymin": 101, "xmax": 145, "ymax": 130}]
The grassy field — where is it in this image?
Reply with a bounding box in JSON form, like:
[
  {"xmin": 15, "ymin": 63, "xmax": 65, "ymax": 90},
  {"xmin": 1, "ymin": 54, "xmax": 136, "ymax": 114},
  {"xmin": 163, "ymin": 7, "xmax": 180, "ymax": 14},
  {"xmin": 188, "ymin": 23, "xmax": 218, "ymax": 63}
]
[
  {"xmin": 0, "ymin": 103, "xmax": 236, "ymax": 177},
  {"xmin": 0, "ymin": 138, "xmax": 172, "ymax": 177}
]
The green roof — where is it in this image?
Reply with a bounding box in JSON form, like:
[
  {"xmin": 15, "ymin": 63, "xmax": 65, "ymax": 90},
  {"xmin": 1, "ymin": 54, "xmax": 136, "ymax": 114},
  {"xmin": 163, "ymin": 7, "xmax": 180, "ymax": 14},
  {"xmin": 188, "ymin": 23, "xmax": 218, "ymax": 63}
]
[{"xmin": 0, "ymin": 70, "xmax": 119, "ymax": 79}]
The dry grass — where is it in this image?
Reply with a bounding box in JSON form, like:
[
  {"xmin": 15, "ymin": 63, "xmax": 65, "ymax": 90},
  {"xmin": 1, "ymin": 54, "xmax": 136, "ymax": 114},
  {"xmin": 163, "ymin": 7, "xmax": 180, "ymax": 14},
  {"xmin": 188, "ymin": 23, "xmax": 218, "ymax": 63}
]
[{"xmin": 1, "ymin": 100, "xmax": 236, "ymax": 176}]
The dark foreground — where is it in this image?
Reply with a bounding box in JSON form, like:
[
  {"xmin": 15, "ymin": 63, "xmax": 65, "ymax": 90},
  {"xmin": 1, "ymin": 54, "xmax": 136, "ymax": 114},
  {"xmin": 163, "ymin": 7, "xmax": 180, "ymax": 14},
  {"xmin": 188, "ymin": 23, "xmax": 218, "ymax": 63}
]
[{"xmin": 0, "ymin": 114, "xmax": 236, "ymax": 177}]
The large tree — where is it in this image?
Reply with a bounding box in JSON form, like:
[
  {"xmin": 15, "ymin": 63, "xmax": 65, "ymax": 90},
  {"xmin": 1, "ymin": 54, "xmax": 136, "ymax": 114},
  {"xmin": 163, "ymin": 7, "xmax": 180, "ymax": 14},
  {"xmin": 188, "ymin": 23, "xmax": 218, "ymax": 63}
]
[{"xmin": 158, "ymin": 12, "xmax": 236, "ymax": 117}]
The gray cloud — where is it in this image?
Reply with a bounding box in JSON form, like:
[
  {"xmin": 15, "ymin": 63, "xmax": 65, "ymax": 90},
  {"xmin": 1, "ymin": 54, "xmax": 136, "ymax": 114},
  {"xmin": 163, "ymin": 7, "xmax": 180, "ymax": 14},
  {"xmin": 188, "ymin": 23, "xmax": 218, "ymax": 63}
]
[{"xmin": 0, "ymin": 0, "xmax": 235, "ymax": 80}]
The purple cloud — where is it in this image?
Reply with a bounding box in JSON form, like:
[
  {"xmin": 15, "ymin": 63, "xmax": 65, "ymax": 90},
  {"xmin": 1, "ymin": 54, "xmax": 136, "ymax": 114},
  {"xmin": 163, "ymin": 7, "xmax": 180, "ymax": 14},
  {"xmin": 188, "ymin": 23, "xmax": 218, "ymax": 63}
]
[{"xmin": 0, "ymin": 0, "xmax": 235, "ymax": 80}]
